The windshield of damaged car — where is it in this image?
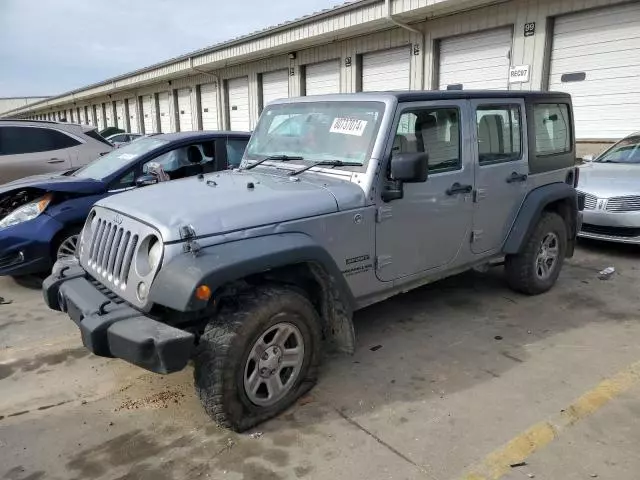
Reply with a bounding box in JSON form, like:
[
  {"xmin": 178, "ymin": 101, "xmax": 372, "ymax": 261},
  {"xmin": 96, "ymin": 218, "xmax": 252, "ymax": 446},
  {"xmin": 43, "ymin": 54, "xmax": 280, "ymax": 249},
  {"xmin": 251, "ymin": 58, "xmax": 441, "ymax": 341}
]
[
  {"xmin": 73, "ymin": 137, "xmax": 169, "ymax": 180},
  {"xmin": 243, "ymin": 101, "xmax": 385, "ymax": 168},
  {"xmin": 596, "ymin": 136, "xmax": 640, "ymax": 164}
]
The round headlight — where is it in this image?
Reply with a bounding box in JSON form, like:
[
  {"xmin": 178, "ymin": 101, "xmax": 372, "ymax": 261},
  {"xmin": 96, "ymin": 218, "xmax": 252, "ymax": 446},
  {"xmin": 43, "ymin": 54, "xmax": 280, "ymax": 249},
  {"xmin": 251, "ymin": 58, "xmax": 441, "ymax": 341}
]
[
  {"xmin": 148, "ymin": 238, "xmax": 163, "ymax": 271},
  {"xmin": 135, "ymin": 234, "xmax": 162, "ymax": 277}
]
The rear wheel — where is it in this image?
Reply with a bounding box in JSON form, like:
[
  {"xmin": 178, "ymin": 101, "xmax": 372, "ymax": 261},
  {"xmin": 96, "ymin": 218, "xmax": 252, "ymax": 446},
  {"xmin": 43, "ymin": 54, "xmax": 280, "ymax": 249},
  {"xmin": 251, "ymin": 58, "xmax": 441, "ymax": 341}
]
[
  {"xmin": 193, "ymin": 285, "xmax": 322, "ymax": 432},
  {"xmin": 505, "ymin": 212, "xmax": 567, "ymax": 295}
]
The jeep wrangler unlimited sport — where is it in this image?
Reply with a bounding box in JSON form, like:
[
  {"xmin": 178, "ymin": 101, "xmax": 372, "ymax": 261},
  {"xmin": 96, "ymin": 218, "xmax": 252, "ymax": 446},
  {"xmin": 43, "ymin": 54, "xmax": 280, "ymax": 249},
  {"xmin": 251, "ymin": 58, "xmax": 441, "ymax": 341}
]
[{"xmin": 44, "ymin": 91, "xmax": 582, "ymax": 431}]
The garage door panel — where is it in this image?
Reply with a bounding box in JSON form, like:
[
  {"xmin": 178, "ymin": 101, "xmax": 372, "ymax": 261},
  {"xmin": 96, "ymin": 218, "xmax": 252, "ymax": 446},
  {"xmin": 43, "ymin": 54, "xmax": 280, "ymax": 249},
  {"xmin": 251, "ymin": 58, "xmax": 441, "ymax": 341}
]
[
  {"xmin": 305, "ymin": 60, "xmax": 340, "ymax": 96},
  {"xmin": 158, "ymin": 92, "xmax": 171, "ymax": 133},
  {"xmin": 262, "ymin": 70, "xmax": 289, "ymax": 107},
  {"xmin": 440, "ymin": 30, "xmax": 512, "ymax": 53},
  {"xmin": 141, "ymin": 95, "xmax": 155, "ymax": 133},
  {"xmin": 128, "ymin": 99, "xmax": 139, "ymax": 134},
  {"xmin": 200, "ymin": 83, "xmax": 219, "ymax": 130},
  {"xmin": 551, "ymin": 39, "xmax": 640, "ymax": 61},
  {"xmin": 362, "ymin": 47, "xmax": 410, "ymax": 92},
  {"xmin": 177, "ymin": 88, "xmax": 193, "ymax": 132},
  {"xmin": 549, "ymin": 4, "xmax": 640, "ymax": 139},
  {"xmin": 438, "ymin": 28, "xmax": 511, "ymax": 90},
  {"xmin": 228, "ymin": 77, "xmax": 250, "ymax": 131}
]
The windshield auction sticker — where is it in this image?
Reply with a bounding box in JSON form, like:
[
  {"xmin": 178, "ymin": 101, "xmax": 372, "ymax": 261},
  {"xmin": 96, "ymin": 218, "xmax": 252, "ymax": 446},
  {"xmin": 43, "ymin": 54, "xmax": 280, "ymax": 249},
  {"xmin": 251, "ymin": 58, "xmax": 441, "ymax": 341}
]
[{"xmin": 330, "ymin": 118, "xmax": 368, "ymax": 136}]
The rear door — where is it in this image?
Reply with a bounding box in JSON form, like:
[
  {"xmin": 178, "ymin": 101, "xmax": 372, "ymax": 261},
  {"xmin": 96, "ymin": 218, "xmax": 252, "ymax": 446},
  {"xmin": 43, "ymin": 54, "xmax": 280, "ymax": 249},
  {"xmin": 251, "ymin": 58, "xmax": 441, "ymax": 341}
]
[
  {"xmin": 0, "ymin": 126, "xmax": 75, "ymax": 182},
  {"xmin": 470, "ymin": 98, "xmax": 528, "ymax": 254}
]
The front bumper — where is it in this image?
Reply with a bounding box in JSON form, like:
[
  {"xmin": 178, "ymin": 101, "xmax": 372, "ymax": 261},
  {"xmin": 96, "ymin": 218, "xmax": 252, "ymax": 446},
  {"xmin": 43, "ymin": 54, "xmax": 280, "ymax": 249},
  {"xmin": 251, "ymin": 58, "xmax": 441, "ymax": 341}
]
[
  {"xmin": 43, "ymin": 260, "xmax": 194, "ymax": 374},
  {"xmin": 0, "ymin": 213, "xmax": 63, "ymax": 276},
  {"xmin": 579, "ymin": 209, "xmax": 640, "ymax": 244}
]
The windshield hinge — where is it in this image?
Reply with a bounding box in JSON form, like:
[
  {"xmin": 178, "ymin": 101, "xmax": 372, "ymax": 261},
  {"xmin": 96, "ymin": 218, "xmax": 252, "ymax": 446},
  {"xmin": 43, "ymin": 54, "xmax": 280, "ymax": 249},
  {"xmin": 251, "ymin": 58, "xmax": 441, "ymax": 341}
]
[
  {"xmin": 179, "ymin": 225, "xmax": 196, "ymax": 239},
  {"xmin": 376, "ymin": 255, "xmax": 393, "ymax": 270},
  {"xmin": 376, "ymin": 206, "xmax": 393, "ymax": 223}
]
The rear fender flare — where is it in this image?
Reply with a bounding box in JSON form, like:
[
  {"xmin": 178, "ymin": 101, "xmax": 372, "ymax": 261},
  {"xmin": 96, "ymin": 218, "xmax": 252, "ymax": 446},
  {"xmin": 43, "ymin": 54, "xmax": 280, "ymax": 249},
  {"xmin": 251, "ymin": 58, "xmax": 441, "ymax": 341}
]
[{"xmin": 503, "ymin": 183, "xmax": 578, "ymax": 255}]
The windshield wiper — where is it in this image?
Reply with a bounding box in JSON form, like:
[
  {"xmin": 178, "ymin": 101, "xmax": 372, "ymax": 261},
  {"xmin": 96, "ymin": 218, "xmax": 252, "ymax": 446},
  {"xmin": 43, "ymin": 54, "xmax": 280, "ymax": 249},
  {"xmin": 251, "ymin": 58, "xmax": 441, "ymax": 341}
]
[
  {"xmin": 243, "ymin": 155, "xmax": 304, "ymax": 171},
  {"xmin": 289, "ymin": 160, "xmax": 362, "ymax": 176}
]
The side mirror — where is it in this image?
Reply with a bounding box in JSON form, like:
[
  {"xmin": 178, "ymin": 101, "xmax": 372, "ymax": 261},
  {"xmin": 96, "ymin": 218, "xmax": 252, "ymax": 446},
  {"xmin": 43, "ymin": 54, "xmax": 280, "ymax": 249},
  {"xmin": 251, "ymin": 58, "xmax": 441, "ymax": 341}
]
[
  {"xmin": 390, "ymin": 152, "xmax": 429, "ymax": 182},
  {"xmin": 382, "ymin": 152, "xmax": 429, "ymax": 202},
  {"xmin": 135, "ymin": 174, "xmax": 158, "ymax": 187},
  {"xmin": 581, "ymin": 154, "xmax": 594, "ymax": 163}
]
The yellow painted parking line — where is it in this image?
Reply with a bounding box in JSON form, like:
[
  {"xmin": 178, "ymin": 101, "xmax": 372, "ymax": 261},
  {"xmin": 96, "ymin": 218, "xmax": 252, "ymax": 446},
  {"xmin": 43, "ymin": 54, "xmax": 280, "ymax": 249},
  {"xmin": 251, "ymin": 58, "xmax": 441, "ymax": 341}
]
[{"xmin": 460, "ymin": 360, "xmax": 640, "ymax": 480}]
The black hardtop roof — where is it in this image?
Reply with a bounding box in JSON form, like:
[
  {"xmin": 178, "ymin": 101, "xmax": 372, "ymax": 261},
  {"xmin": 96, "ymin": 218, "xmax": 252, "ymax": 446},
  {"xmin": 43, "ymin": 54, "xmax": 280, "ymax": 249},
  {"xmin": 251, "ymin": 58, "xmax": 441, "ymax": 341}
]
[{"xmin": 390, "ymin": 90, "xmax": 571, "ymax": 102}]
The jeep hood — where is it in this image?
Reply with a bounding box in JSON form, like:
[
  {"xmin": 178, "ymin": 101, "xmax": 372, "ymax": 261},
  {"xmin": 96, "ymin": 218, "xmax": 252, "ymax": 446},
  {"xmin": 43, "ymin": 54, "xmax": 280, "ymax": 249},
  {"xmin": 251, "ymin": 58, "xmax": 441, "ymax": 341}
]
[
  {"xmin": 96, "ymin": 170, "xmax": 366, "ymax": 242},
  {"xmin": 0, "ymin": 172, "xmax": 105, "ymax": 196}
]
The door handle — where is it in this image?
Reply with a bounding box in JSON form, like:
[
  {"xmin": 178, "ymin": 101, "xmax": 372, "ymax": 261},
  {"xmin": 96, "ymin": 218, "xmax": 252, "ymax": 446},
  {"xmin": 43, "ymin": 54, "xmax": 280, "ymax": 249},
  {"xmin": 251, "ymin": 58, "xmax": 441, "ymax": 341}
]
[
  {"xmin": 47, "ymin": 158, "xmax": 65, "ymax": 164},
  {"xmin": 506, "ymin": 172, "xmax": 528, "ymax": 183},
  {"xmin": 446, "ymin": 182, "xmax": 473, "ymax": 196}
]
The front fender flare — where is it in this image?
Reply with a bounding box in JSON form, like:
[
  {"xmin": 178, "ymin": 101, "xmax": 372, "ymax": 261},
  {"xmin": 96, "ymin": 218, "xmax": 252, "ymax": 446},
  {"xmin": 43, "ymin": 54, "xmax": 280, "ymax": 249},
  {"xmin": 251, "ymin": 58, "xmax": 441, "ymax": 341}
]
[{"xmin": 149, "ymin": 233, "xmax": 355, "ymax": 313}]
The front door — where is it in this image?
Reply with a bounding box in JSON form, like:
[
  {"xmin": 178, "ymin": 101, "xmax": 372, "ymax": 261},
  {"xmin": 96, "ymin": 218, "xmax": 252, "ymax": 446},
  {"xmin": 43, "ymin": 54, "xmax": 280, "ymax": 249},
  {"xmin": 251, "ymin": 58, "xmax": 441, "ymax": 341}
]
[
  {"xmin": 375, "ymin": 100, "xmax": 474, "ymax": 282},
  {"xmin": 470, "ymin": 99, "xmax": 529, "ymax": 254}
]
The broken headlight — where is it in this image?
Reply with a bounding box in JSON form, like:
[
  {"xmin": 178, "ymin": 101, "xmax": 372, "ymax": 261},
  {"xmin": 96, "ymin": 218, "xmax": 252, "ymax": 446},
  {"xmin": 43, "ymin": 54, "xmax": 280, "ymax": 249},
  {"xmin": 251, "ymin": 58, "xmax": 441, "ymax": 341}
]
[{"xmin": 0, "ymin": 194, "xmax": 52, "ymax": 229}]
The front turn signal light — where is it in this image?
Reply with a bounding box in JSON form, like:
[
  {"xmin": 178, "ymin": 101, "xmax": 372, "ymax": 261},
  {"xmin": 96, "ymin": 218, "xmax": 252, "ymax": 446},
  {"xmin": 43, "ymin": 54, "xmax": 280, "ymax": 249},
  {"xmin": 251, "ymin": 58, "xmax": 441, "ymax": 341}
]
[{"xmin": 195, "ymin": 285, "xmax": 212, "ymax": 301}]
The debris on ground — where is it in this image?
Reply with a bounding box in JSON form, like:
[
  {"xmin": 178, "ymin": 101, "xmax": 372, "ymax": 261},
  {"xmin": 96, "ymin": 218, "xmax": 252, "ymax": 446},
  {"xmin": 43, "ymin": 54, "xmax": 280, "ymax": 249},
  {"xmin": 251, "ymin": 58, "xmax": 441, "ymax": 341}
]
[
  {"xmin": 590, "ymin": 475, "xmax": 598, "ymax": 478},
  {"xmin": 510, "ymin": 461, "xmax": 527, "ymax": 468},
  {"xmin": 494, "ymin": 335, "xmax": 503, "ymax": 341},
  {"xmin": 0, "ymin": 297, "xmax": 12, "ymax": 305},
  {"xmin": 370, "ymin": 345, "xmax": 382, "ymax": 352},
  {"xmin": 115, "ymin": 390, "xmax": 186, "ymax": 411},
  {"xmin": 598, "ymin": 267, "xmax": 615, "ymax": 280},
  {"xmin": 249, "ymin": 432, "xmax": 263, "ymax": 439},
  {"xmin": 527, "ymin": 474, "xmax": 535, "ymax": 478}
]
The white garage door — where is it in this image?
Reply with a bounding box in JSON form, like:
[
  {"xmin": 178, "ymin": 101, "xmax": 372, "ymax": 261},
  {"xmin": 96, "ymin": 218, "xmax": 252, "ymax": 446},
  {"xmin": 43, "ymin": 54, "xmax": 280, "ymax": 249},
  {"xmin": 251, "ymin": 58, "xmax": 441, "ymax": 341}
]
[
  {"xmin": 177, "ymin": 88, "xmax": 193, "ymax": 132},
  {"xmin": 127, "ymin": 98, "xmax": 140, "ymax": 134},
  {"xmin": 438, "ymin": 28, "xmax": 512, "ymax": 90},
  {"xmin": 105, "ymin": 103, "xmax": 114, "ymax": 127},
  {"xmin": 262, "ymin": 70, "xmax": 289, "ymax": 108},
  {"xmin": 95, "ymin": 105, "xmax": 104, "ymax": 130},
  {"xmin": 549, "ymin": 3, "xmax": 640, "ymax": 139},
  {"xmin": 305, "ymin": 60, "xmax": 340, "ymax": 96},
  {"xmin": 141, "ymin": 95, "xmax": 155, "ymax": 134},
  {"xmin": 200, "ymin": 83, "xmax": 219, "ymax": 130},
  {"xmin": 158, "ymin": 92, "xmax": 171, "ymax": 133},
  {"xmin": 362, "ymin": 47, "xmax": 411, "ymax": 91},
  {"xmin": 227, "ymin": 77, "xmax": 250, "ymax": 131},
  {"xmin": 115, "ymin": 100, "xmax": 126, "ymax": 130}
]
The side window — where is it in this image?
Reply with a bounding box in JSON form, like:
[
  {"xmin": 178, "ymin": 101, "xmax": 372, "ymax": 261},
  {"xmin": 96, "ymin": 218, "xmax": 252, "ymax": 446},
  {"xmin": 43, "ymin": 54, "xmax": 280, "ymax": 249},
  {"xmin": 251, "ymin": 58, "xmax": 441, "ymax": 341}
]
[
  {"xmin": 393, "ymin": 107, "xmax": 460, "ymax": 173},
  {"xmin": 476, "ymin": 104, "xmax": 522, "ymax": 165},
  {"xmin": 226, "ymin": 138, "xmax": 249, "ymax": 168},
  {"xmin": 534, "ymin": 103, "xmax": 570, "ymax": 155},
  {"xmin": 111, "ymin": 171, "xmax": 136, "ymax": 190},
  {"xmin": 143, "ymin": 147, "xmax": 189, "ymax": 173}
]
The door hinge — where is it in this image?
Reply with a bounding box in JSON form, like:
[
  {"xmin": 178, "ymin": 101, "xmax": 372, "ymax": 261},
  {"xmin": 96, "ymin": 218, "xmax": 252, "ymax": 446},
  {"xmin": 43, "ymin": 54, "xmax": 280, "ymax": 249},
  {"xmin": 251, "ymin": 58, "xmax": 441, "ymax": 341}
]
[
  {"xmin": 376, "ymin": 206, "xmax": 393, "ymax": 223},
  {"xmin": 376, "ymin": 255, "xmax": 393, "ymax": 270},
  {"xmin": 471, "ymin": 230, "xmax": 483, "ymax": 243}
]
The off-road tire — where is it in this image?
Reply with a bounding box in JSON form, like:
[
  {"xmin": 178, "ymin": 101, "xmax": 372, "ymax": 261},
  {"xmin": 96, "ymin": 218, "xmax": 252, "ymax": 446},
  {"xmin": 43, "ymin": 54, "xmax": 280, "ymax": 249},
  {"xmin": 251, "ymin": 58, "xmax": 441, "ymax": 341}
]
[
  {"xmin": 193, "ymin": 285, "xmax": 322, "ymax": 432},
  {"xmin": 505, "ymin": 212, "xmax": 567, "ymax": 295}
]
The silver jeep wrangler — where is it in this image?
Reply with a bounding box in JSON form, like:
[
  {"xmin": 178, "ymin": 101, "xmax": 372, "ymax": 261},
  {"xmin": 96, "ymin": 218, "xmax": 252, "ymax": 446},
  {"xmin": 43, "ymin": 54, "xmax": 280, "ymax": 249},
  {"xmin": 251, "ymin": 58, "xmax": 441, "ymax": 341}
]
[{"xmin": 44, "ymin": 91, "xmax": 582, "ymax": 431}]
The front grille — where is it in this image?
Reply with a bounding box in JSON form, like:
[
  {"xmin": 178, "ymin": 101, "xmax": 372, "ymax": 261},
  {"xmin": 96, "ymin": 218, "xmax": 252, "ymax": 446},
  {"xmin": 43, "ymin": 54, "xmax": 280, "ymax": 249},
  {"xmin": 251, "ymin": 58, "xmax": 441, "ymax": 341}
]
[
  {"xmin": 606, "ymin": 195, "xmax": 640, "ymax": 213},
  {"xmin": 581, "ymin": 223, "xmax": 640, "ymax": 238},
  {"xmin": 89, "ymin": 277, "xmax": 126, "ymax": 305},
  {"xmin": 86, "ymin": 218, "xmax": 138, "ymax": 288},
  {"xmin": 577, "ymin": 191, "xmax": 597, "ymax": 210}
]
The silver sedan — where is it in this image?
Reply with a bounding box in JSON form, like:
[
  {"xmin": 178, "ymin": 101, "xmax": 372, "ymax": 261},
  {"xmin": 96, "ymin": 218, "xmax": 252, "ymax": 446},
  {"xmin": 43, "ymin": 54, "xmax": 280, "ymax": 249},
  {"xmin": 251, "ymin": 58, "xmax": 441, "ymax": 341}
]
[{"xmin": 577, "ymin": 132, "xmax": 640, "ymax": 244}]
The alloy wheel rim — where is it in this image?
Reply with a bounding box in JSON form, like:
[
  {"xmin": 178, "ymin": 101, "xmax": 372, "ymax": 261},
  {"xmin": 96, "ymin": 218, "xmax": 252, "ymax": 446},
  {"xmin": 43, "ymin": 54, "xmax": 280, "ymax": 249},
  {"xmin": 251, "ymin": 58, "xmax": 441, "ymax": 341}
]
[
  {"xmin": 535, "ymin": 232, "xmax": 559, "ymax": 280},
  {"xmin": 243, "ymin": 321, "xmax": 305, "ymax": 407},
  {"xmin": 57, "ymin": 235, "xmax": 79, "ymax": 259}
]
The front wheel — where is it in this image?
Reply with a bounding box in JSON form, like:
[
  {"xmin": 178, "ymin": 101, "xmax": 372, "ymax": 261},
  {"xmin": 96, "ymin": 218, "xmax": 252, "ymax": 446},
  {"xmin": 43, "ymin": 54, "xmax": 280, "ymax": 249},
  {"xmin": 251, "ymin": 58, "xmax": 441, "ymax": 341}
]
[
  {"xmin": 505, "ymin": 212, "xmax": 568, "ymax": 295},
  {"xmin": 194, "ymin": 285, "xmax": 322, "ymax": 432}
]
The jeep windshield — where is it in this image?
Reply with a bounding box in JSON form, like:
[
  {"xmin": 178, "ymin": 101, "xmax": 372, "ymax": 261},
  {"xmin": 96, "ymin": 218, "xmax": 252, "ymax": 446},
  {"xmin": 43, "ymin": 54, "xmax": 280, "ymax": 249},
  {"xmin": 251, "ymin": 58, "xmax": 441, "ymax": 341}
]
[
  {"xmin": 243, "ymin": 101, "xmax": 385, "ymax": 171},
  {"xmin": 73, "ymin": 137, "xmax": 168, "ymax": 180}
]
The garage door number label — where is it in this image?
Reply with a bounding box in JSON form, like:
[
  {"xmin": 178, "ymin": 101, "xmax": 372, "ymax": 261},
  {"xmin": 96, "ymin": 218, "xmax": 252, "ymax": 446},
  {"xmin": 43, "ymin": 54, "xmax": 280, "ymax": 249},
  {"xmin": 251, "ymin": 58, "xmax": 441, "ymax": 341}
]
[
  {"xmin": 509, "ymin": 65, "xmax": 531, "ymax": 84},
  {"xmin": 330, "ymin": 118, "xmax": 368, "ymax": 136}
]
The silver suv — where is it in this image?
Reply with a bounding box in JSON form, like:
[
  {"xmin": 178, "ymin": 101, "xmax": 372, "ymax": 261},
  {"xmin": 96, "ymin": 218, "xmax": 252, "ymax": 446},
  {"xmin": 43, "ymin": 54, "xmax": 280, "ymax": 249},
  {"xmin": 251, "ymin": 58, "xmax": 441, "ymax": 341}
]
[
  {"xmin": 44, "ymin": 91, "xmax": 582, "ymax": 432},
  {"xmin": 0, "ymin": 120, "xmax": 113, "ymax": 183}
]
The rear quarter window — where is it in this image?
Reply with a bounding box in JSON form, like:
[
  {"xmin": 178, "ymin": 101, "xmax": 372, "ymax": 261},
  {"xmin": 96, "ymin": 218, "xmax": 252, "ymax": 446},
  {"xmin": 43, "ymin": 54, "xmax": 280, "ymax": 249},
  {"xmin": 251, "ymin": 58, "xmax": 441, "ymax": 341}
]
[
  {"xmin": 0, "ymin": 126, "xmax": 80, "ymax": 155},
  {"xmin": 533, "ymin": 104, "xmax": 571, "ymax": 156}
]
